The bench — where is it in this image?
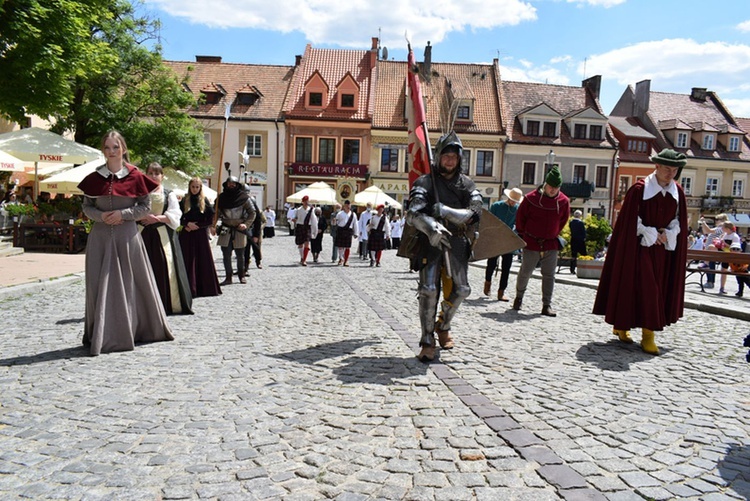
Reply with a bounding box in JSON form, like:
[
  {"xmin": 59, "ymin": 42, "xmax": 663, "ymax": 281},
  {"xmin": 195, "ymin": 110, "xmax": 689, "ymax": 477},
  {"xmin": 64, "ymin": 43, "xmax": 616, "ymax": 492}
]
[{"xmin": 685, "ymin": 249, "xmax": 750, "ymax": 292}]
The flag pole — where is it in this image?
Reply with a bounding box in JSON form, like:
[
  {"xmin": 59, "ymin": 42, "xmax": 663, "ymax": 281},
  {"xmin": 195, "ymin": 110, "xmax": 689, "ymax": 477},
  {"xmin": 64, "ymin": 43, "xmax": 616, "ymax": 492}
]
[{"xmin": 213, "ymin": 102, "xmax": 231, "ymax": 227}]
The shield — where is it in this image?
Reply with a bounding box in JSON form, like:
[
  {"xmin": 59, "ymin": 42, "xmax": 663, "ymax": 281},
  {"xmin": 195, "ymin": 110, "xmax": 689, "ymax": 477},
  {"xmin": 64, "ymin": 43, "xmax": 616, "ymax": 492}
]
[{"xmin": 470, "ymin": 208, "xmax": 526, "ymax": 261}]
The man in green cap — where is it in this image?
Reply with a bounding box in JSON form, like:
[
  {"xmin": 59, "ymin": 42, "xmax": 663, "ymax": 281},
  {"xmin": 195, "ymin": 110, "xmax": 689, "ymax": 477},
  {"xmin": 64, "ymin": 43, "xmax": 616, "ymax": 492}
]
[
  {"xmin": 593, "ymin": 148, "xmax": 688, "ymax": 355},
  {"xmin": 512, "ymin": 165, "xmax": 570, "ymax": 316}
]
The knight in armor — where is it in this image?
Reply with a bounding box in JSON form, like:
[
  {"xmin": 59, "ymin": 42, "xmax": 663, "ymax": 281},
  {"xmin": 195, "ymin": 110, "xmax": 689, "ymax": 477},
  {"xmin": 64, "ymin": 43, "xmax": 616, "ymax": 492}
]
[
  {"xmin": 216, "ymin": 176, "xmax": 255, "ymax": 285},
  {"xmin": 406, "ymin": 132, "xmax": 483, "ymax": 362}
]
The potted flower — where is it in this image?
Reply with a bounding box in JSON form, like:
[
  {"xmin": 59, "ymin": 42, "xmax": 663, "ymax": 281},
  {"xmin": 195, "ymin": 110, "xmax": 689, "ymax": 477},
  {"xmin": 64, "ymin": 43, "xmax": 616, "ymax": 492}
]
[{"xmin": 576, "ymin": 255, "xmax": 605, "ymax": 279}]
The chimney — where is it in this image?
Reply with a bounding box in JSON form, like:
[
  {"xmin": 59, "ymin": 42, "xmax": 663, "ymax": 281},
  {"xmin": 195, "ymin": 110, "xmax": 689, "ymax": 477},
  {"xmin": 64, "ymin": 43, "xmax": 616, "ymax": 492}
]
[
  {"xmin": 691, "ymin": 87, "xmax": 708, "ymax": 102},
  {"xmin": 582, "ymin": 75, "xmax": 601, "ymax": 101},
  {"xmin": 370, "ymin": 37, "xmax": 378, "ymax": 68},
  {"xmin": 423, "ymin": 41, "xmax": 432, "ymax": 81},
  {"xmin": 634, "ymin": 79, "xmax": 651, "ymax": 117},
  {"xmin": 295, "ymin": 55, "xmax": 302, "ymax": 66},
  {"xmin": 195, "ymin": 55, "xmax": 222, "ymax": 63}
]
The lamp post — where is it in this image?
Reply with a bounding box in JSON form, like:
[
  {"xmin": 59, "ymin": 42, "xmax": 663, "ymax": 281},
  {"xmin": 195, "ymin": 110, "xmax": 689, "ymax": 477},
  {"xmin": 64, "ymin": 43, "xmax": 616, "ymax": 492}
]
[{"xmin": 546, "ymin": 149, "xmax": 556, "ymax": 171}]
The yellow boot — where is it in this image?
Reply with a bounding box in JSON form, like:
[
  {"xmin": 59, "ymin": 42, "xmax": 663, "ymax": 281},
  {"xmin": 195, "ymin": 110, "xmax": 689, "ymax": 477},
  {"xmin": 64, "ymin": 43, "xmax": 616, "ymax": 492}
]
[
  {"xmin": 613, "ymin": 329, "xmax": 633, "ymax": 344},
  {"xmin": 640, "ymin": 329, "xmax": 660, "ymax": 355}
]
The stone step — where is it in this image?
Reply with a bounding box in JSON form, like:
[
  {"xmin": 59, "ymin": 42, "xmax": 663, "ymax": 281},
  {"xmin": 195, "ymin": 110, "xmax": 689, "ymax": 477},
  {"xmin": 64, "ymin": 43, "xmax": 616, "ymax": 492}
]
[{"xmin": 0, "ymin": 240, "xmax": 23, "ymax": 258}]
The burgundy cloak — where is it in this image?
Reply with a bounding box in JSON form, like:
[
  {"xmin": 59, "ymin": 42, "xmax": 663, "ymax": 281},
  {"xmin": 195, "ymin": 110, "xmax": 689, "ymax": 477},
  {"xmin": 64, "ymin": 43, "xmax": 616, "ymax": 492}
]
[
  {"xmin": 78, "ymin": 163, "xmax": 158, "ymax": 198},
  {"xmin": 593, "ymin": 179, "xmax": 688, "ymax": 331}
]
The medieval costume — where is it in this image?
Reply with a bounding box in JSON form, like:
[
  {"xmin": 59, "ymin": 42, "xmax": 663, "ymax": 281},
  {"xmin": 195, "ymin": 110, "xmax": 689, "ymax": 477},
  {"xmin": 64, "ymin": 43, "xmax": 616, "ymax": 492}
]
[
  {"xmin": 243, "ymin": 193, "xmax": 264, "ymax": 273},
  {"xmin": 513, "ymin": 166, "xmax": 570, "ymax": 317},
  {"xmin": 179, "ymin": 187, "xmax": 222, "ymax": 297},
  {"xmin": 569, "ymin": 210, "xmax": 587, "ymax": 273},
  {"xmin": 334, "ymin": 201, "xmax": 359, "ymax": 266},
  {"xmin": 406, "ymin": 132, "xmax": 482, "ymax": 362},
  {"xmin": 216, "ymin": 176, "xmax": 255, "ymax": 284},
  {"xmin": 293, "ymin": 196, "xmax": 318, "ymax": 266},
  {"xmin": 138, "ymin": 170, "xmax": 193, "ymax": 316},
  {"xmin": 484, "ymin": 187, "xmax": 523, "ymax": 301},
  {"xmin": 593, "ymin": 149, "xmax": 688, "ymax": 355},
  {"xmin": 310, "ymin": 208, "xmax": 328, "ymax": 263},
  {"xmin": 78, "ymin": 160, "xmax": 173, "ymax": 355},
  {"xmin": 367, "ymin": 205, "xmax": 391, "ymax": 267}
]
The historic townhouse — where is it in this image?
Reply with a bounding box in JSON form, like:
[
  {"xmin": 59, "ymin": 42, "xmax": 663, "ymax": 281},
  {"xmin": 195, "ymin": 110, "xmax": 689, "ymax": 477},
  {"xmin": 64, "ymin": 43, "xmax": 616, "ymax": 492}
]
[
  {"xmin": 372, "ymin": 46, "xmax": 506, "ymax": 207},
  {"xmin": 501, "ymin": 77, "xmax": 617, "ymax": 219},
  {"xmin": 610, "ymin": 80, "xmax": 750, "ymax": 229},
  {"xmin": 282, "ymin": 40, "xmax": 377, "ymax": 203},
  {"xmin": 165, "ymin": 57, "xmax": 293, "ymax": 209}
]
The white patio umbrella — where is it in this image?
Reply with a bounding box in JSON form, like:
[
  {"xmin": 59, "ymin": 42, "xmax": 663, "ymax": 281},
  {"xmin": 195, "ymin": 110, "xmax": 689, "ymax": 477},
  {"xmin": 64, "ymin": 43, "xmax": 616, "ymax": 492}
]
[
  {"xmin": 353, "ymin": 185, "xmax": 402, "ymax": 210},
  {"xmin": 38, "ymin": 158, "xmax": 106, "ymax": 196},
  {"xmin": 0, "ymin": 128, "xmax": 103, "ymax": 198},
  {"xmin": 0, "ymin": 150, "xmax": 25, "ymax": 172},
  {"xmin": 286, "ymin": 181, "xmax": 338, "ymax": 205},
  {"xmin": 162, "ymin": 167, "xmax": 217, "ymax": 204}
]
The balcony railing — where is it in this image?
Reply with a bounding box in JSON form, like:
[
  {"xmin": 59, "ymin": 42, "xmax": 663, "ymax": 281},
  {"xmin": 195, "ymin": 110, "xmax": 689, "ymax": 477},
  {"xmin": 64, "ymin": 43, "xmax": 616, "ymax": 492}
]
[
  {"xmin": 561, "ymin": 181, "xmax": 594, "ymax": 199},
  {"xmin": 701, "ymin": 196, "xmax": 736, "ymax": 210}
]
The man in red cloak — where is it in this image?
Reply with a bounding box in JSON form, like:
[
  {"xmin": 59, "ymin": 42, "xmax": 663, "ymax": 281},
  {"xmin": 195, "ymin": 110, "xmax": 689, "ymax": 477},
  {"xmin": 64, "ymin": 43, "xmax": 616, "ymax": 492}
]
[{"xmin": 593, "ymin": 149, "xmax": 688, "ymax": 355}]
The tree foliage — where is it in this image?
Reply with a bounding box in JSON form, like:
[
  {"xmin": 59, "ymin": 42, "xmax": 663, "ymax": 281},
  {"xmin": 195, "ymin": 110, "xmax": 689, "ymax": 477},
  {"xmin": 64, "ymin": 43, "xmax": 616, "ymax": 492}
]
[{"xmin": 0, "ymin": 0, "xmax": 209, "ymax": 176}]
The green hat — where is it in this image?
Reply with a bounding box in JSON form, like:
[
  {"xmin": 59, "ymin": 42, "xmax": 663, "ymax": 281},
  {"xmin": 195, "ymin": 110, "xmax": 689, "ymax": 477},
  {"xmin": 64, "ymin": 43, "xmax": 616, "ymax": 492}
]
[
  {"xmin": 545, "ymin": 166, "xmax": 562, "ymax": 188},
  {"xmin": 650, "ymin": 148, "xmax": 687, "ymax": 168}
]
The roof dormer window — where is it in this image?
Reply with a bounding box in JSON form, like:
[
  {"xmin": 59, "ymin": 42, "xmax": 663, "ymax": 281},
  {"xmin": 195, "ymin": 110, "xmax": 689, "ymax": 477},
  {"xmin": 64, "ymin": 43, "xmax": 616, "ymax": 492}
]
[
  {"xmin": 304, "ymin": 71, "xmax": 328, "ymax": 110},
  {"xmin": 703, "ymin": 134, "xmax": 715, "ymax": 150},
  {"xmin": 308, "ymin": 92, "xmax": 323, "ymax": 107},
  {"xmin": 729, "ymin": 136, "xmax": 741, "ymax": 152},
  {"xmin": 340, "ymin": 94, "xmax": 355, "ymax": 108},
  {"xmin": 676, "ymin": 132, "xmax": 688, "ymax": 148},
  {"xmin": 335, "ymin": 72, "xmax": 359, "ymax": 111},
  {"xmin": 237, "ymin": 93, "xmax": 259, "ymax": 106}
]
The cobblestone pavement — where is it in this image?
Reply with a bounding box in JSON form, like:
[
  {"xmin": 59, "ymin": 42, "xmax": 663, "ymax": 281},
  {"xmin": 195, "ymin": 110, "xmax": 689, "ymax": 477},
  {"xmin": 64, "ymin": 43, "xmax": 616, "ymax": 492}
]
[{"xmin": 1, "ymin": 234, "xmax": 748, "ymax": 500}]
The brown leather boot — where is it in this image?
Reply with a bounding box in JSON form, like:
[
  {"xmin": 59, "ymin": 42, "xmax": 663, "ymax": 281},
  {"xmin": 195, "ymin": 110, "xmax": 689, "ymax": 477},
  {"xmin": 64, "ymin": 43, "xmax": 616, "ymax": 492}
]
[
  {"xmin": 417, "ymin": 339, "xmax": 436, "ymax": 362},
  {"xmin": 436, "ymin": 329, "xmax": 454, "ymax": 349},
  {"xmin": 483, "ymin": 281, "xmax": 491, "ymax": 296},
  {"xmin": 497, "ymin": 289, "xmax": 509, "ymax": 302}
]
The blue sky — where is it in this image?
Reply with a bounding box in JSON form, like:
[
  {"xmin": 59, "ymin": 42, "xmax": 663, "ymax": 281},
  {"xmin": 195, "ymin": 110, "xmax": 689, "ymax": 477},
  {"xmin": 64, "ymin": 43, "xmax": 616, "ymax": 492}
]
[{"xmin": 143, "ymin": 0, "xmax": 750, "ymax": 117}]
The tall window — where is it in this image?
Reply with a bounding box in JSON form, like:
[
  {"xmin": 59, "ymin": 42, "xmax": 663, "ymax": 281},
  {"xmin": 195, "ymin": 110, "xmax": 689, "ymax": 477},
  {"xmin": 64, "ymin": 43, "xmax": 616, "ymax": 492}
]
[
  {"xmin": 381, "ymin": 148, "xmax": 398, "ymax": 172},
  {"xmin": 522, "ymin": 162, "xmax": 536, "ymax": 185},
  {"xmin": 703, "ymin": 134, "xmax": 714, "ymax": 150},
  {"xmin": 618, "ymin": 176, "xmax": 630, "ymax": 197},
  {"xmin": 342, "ymin": 139, "xmax": 360, "ymax": 164},
  {"xmin": 595, "ymin": 166, "xmax": 607, "ymax": 188},
  {"xmin": 573, "ymin": 165, "xmax": 586, "ymax": 184},
  {"xmin": 574, "ymin": 124, "xmax": 587, "ymax": 139},
  {"xmin": 680, "ymin": 176, "xmax": 692, "ymax": 195},
  {"xmin": 729, "ymin": 137, "xmax": 741, "ymax": 152},
  {"xmin": 476, "ymin": 151, "xmax": 493, "ymax": 176},
  {"xmin": 245, "ymin": 135, "xmax": 262, "ymax": 157},
  {"xmin": 543, "ymin": 122, "xmax": 557, "ymax": 137},
  {"xmin": 589, "ymin": 125, "xmax": 602, "ymax": 140},
  {"xmin": 706, "ymin": 177, "xmax": 719, "ymax": 196},
  {"xmin": 319, "ymin": 138, "xmax": 335, "ymax": 163},
  {"xmin": 526, "ymin": 120, "xmax": 540, "ymax": 136},
  {"xmin": 733, "ymin": 179, "xmax": 744, "ymax": 198},
  {"xmin": 461, "ymin": 150, "xmax": 471, "ymax": 171},
  {"xmin": 295, "ymin": 137, "xmax": 312, "ymax": 162},
  {"xmin": 676, "ymin": 132, "xmax": 688, "ymax": 148}
]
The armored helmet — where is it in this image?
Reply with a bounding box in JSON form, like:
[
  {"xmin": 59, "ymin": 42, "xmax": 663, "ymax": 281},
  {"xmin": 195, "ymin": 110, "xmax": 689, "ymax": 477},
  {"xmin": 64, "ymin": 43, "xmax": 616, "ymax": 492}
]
[{"xmin": 434, "ymin": 131, "xmax": 463, "ymax": 171}]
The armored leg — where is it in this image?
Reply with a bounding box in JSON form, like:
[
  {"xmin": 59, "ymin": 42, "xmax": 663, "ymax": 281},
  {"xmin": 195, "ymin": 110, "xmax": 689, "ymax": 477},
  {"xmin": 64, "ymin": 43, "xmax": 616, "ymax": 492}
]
[
  {"xmin": 436, "ymin": 238, "xmax": 471, "ymax": 332},
  {"xmin": 417, "ymin": 252, "xmax": 442, "ymax": 347}
]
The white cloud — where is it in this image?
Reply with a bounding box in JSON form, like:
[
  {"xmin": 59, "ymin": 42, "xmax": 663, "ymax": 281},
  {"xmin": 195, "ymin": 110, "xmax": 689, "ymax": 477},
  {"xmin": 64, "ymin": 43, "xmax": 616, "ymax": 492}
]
[
  {"xmin": 583, "ymin": 38, "xmax": 750, "ymax": 88},
  {"xmin": 567, "ymin": 0, "xmax": 626, "ymax": 7},
  {"xmin": 147, "ymin": 0, "xmax": 537, "ymax": 48},
  {"xmin": 738, "ymin": 20, "xmax": 750, "ymax": 32},
  {"xmin": 723, "ymin": 98, "xmax": 750, "ymax": 118},
  {"xmin": 500, "ymin": 63, "xmax": 571, "ymax": 86},
  {"xmin": 550, "ymin": 55, "xmax": 572, "ymax": 64}
]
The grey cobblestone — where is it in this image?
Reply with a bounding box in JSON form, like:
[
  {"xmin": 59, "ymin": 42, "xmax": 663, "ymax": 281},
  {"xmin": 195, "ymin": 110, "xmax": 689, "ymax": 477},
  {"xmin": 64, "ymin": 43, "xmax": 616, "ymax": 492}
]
[{"xmin": 1, "ymin": 236, "xmax": 749, "ymax": 499}]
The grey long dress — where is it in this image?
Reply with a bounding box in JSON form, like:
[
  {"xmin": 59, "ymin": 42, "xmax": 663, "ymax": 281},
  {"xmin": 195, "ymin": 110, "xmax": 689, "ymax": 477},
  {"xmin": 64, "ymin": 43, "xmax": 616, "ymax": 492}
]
[{"xmin": 82, "ymin": 189, "xmax": 174, "ymax": 355}]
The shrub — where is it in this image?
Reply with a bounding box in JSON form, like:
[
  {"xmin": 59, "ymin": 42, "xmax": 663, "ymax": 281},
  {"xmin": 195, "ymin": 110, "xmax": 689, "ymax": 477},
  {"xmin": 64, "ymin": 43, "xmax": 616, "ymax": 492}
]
[{"xmin": 559, "ymin": 214, "xmax": 612, "ymax": 257}]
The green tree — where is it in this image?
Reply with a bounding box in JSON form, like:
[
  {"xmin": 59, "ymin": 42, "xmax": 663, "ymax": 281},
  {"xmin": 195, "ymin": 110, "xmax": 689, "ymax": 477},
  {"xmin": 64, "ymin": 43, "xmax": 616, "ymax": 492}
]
[{"xmin": 0, "ymin": 0, "xmax": 209, "ymax": 176}]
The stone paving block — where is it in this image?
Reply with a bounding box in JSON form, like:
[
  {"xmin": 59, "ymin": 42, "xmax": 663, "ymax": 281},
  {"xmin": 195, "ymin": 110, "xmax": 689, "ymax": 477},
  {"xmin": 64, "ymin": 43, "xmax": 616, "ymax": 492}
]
[
  {"xmin": 537, "ymin": 464, "xmax": 588, "ymax": 490},
  {"xmin": 499, "ymin": 429, "xmax": 543, "ymax": 448},
  {"xmin": 558, "ymin": 488, "xmax": 608, "ymax": 501},
  {"xmin": 517, "ymin": 446, "xmax": 563, "ymax": 465},
  {"xmin": 634, "ymin": 486, "xmax": 674, "ymax": 500}
]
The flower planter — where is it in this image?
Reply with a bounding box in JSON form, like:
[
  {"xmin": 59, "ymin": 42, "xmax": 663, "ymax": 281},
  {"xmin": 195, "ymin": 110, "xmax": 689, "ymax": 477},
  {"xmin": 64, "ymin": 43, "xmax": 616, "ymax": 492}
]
[{"xmin": 576, "ymin": 259, "xmax": 604, "ymax": 279}]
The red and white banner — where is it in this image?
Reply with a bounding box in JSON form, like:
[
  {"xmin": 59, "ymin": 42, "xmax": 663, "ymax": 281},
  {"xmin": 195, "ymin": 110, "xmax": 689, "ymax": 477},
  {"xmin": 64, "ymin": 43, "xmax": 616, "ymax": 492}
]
[{"xmin": 406, "ymin": 46, "xmax": 430, "ymax": 189}]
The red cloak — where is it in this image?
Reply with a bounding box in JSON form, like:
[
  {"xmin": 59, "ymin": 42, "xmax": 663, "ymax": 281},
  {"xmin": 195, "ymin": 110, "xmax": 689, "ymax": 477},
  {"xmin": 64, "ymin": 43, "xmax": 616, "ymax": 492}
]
[
  {"xmin": 78, "ymin": 163, "xmax": 158, "ymax": 198},
  {"xmin": 593, "ymin": 179, "xmax": 688, "ymax": 331}
]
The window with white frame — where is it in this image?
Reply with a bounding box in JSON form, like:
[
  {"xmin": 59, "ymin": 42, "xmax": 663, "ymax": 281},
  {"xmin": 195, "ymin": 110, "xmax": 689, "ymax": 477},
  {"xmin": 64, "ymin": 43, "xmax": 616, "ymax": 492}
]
[
  {"xmin": 733, "ymin": 179, "xmax": 744, "ymax": 198},
  {"xmin": 705, "ymin": 177, "xmax": 719, "ymax": 196},
  {"xmin": 456, "ymin": 105, "xmax": 471, "ymax": 120},
  {"xmin": 526, "ymin": 120, "xmax": 540, "ymax": 136},
  {"xmin": 574, "ymin": 124, "xmax": 587, "ymax": 139},
  {"xmin": 595, "ymin": 165, "xmax": 608, "ymax": 188},
  {"xmin": 589, "ymin": 125, "xmax": 602, "ymax": 140},
  {"xmin": 476, "ymin": 151, "xmax": 493, "ymax": 176},
  {"xmin": 461, "ymin": 150, "xmax": 471, "ymax": 171},
  {"xmin": 573, "ymin": 164, "xmax": 586, "ymax": 184},
  {"xmin": 703, "ymin": 134, "xmax": 715, "ymax": 150},
  {"xmin": 676, "ymin": 132, "xmax": 688, "ymax": 148},
  {"xmin": 522, "ymin": 162, "xmax": 536, "ymax": 185},
  {"xmin": 680, "ymin": 176, "xmax": 693, "ymax": 195},
  {"xmin": 543, "ymin": 121, "xmax": 557, "ymax": 137},
  {"xmin": 618, "ymin": 176, "xmax": 631, "ymax": 197},
  {"xmin": 203, "ymin": 132, "xmax": 211, "ymax": 149},
  {"xmin": 245, "ymin": 135, "xmax": 262, "ymax": 157},
  {"xmin": 729, "ymin": 136, "xmax": 741, "ymax": 152},
  {"xmin": 381, "ymin": 148, "xmax": 399, "ymax": 172}
]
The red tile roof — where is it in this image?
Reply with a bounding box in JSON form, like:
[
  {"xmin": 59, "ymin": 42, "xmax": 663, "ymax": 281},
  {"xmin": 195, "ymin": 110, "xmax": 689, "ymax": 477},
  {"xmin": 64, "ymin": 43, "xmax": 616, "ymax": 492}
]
[
  {"xmin": 284, "ymin": 45, "xmax": 375, "ymax": 122},
  {"xmin": 501, "ymin": 80, "xmax": 611, "ymax": 147},
  {"xmin": 372, "ymin": 60, "xmax": 503, "ymax": 135},
  {"xmin": 164, "ymin": 60, "xmax": 294, "ymax": 120}
]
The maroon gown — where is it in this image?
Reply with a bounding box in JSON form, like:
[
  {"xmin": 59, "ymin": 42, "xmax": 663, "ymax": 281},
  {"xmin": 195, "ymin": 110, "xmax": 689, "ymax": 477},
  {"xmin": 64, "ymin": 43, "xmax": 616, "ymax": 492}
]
[
  {"xmin": 179, "ymin": 197, "xmax": 222, "ymax": 297},
  {"xmin": 593, "ymin": 179, "xmax": 688, "ymax": 331}
]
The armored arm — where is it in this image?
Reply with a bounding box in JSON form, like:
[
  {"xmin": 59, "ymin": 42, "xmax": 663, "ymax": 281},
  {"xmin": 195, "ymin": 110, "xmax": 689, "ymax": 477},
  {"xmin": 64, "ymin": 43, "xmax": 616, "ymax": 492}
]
[
  {"xmin": 432, "ymin": 188, "xmax": 483, "ymax": 226},
  {"xmin": 406, "ymin": 185, "xmax": 452, "ymax": 250}
]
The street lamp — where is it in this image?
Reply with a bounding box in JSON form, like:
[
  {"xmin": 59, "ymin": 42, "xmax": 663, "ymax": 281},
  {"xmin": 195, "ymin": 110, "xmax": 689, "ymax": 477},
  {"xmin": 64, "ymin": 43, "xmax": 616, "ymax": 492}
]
[{"xmin": 546, "ymin": 149, "xmax": 556, "ymax": 169}]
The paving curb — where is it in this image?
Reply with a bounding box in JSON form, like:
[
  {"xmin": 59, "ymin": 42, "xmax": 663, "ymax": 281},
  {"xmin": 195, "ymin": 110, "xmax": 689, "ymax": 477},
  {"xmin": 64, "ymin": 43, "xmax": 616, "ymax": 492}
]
[{"xmin": 0, "ymin": 273, "xmax": 84, "ymax": 301}]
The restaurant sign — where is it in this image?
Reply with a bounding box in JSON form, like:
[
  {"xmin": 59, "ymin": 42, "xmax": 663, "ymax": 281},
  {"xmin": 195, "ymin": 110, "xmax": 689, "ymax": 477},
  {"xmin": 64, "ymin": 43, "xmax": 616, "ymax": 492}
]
[{"xmin": 290, "ymin": 163, "xmax": 368, "ymax": 177}]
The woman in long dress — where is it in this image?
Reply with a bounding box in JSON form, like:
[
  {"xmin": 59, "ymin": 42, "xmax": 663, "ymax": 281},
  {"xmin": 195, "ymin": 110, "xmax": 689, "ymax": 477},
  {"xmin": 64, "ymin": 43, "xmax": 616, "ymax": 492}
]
[
  {"xmin": 138, "ymin": 162, "xmax": 193, "ymax": 315},
  {"xmin": 77, "ymin": 131, "xmax": 174, "ymax": 355},
  {"xmin": 179, "ymin": 177, "xmax": 222, "ymax": 297}
]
